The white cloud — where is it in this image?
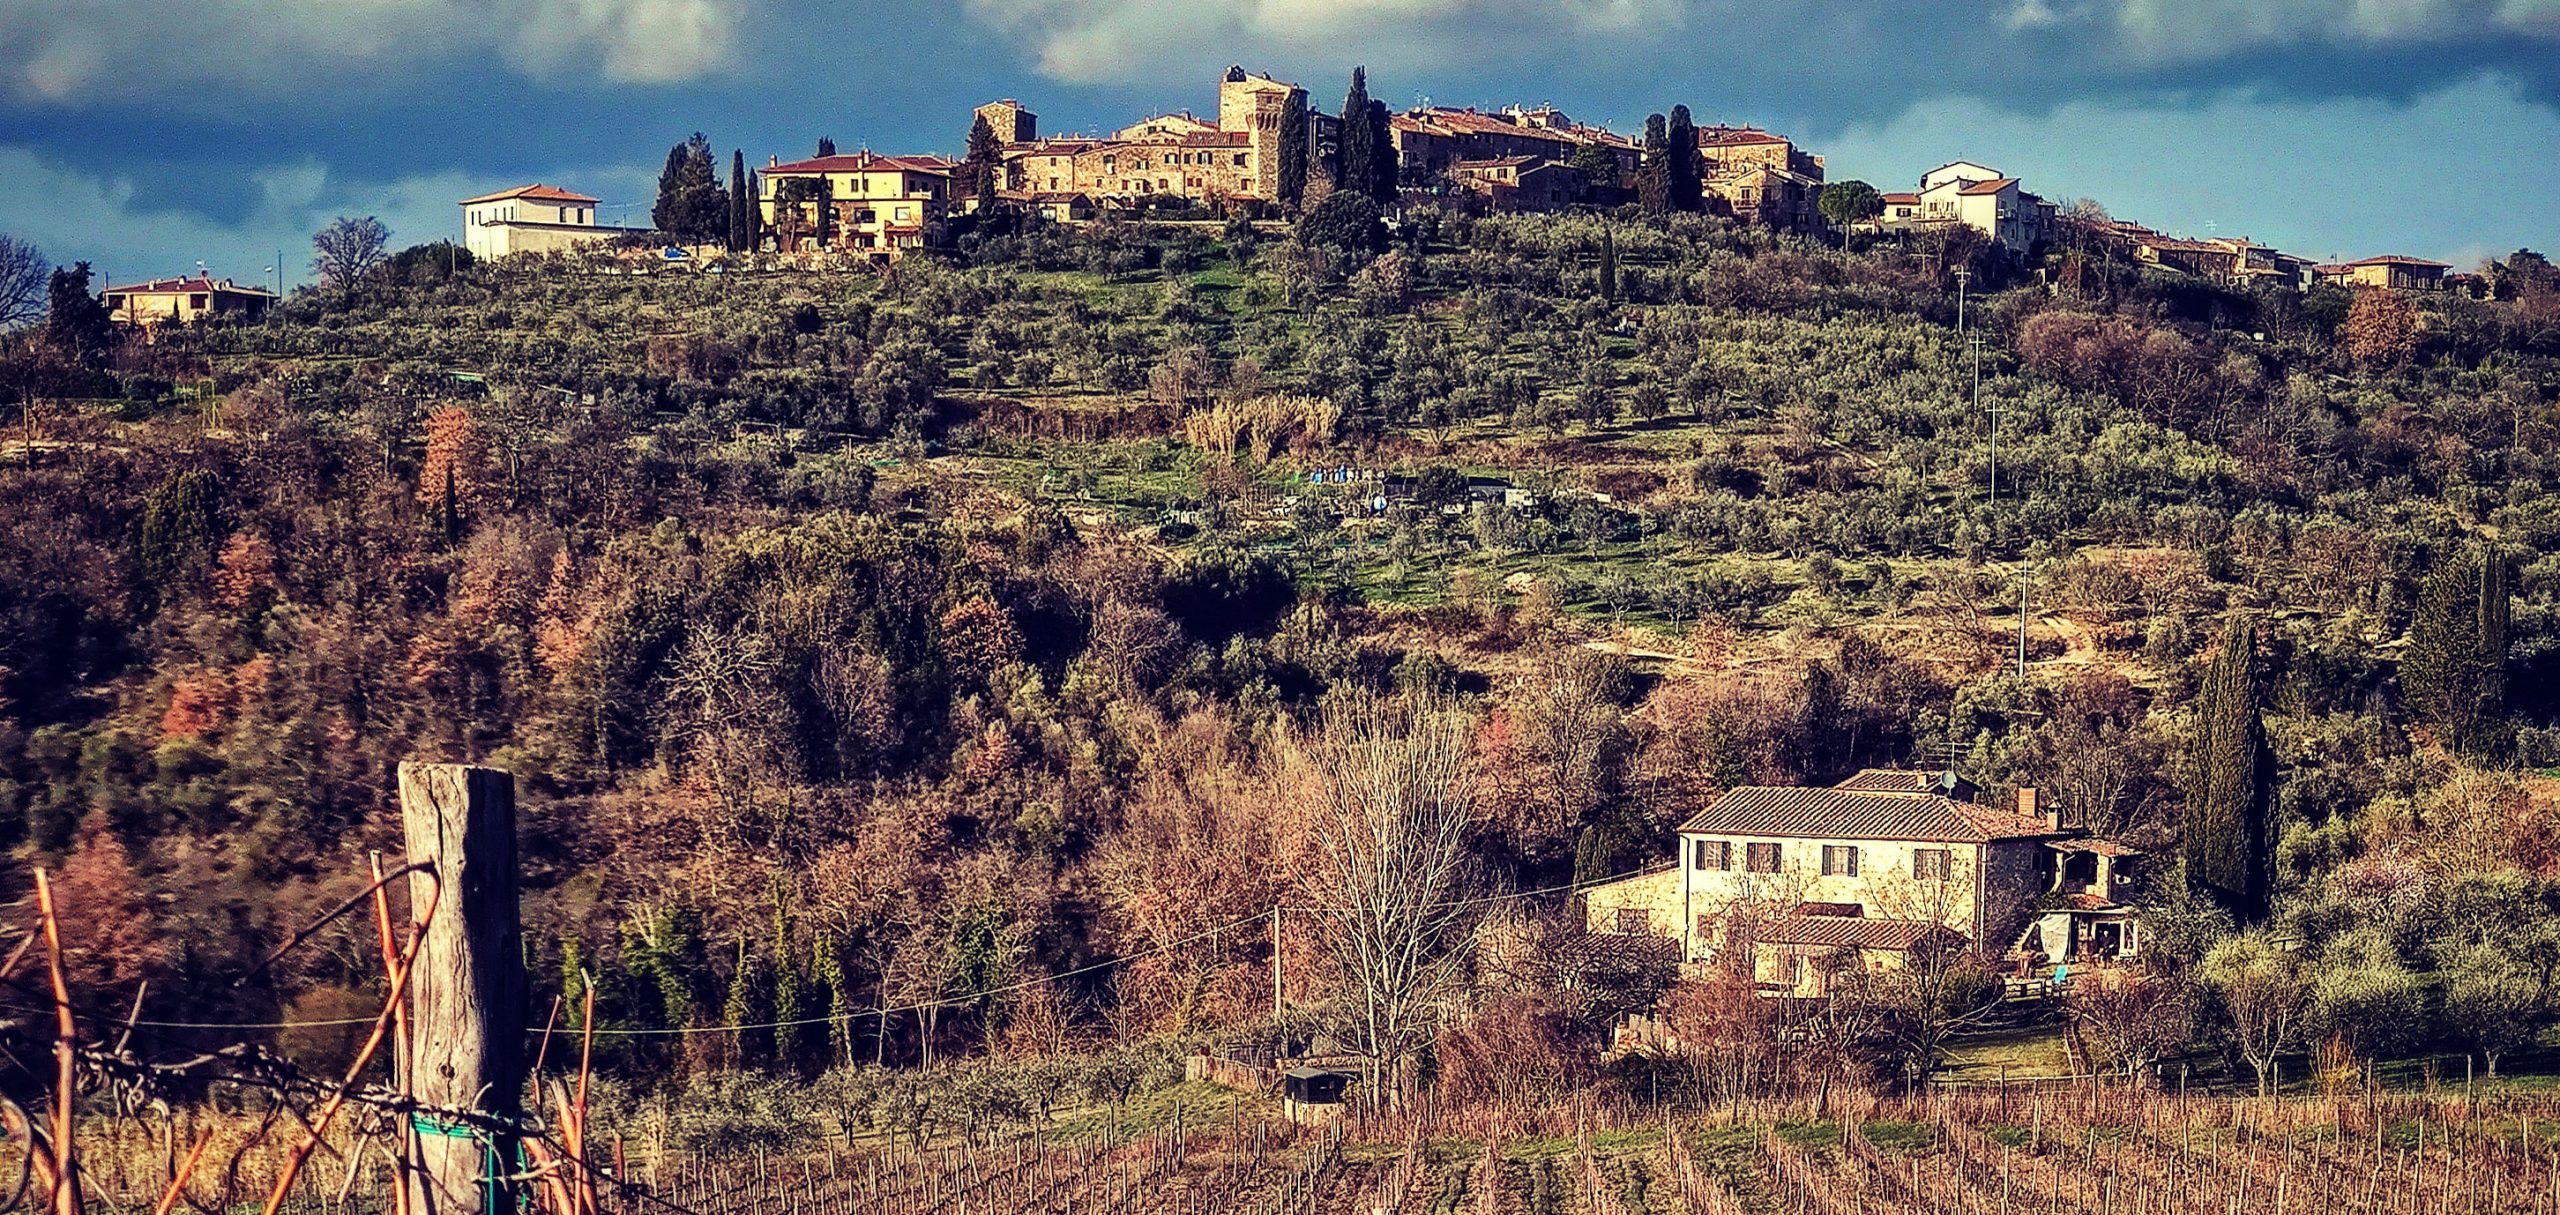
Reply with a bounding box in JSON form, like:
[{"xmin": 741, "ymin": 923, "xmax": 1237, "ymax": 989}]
[
  {"xmin": 1819, "ymin": 71, "xmax": 2560, "ymax": 264},
  {"xmin": 961, "ymin": 0, "xmax": 1679, "ymax": 84},
  {"xmin": 0, "ymin": 0, "xmax": 743, "ymax": 103},
  {"xmin": 2099, "ymin": 0, "xmax": 2559, "ymax": 60},
  {"xmin": 0, "ymin": 145, "xmax": 654, "ymax": 286}
]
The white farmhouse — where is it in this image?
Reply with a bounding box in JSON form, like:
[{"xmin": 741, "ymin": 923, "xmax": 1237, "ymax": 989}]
[
  {"xmin": 459, "ymin": 184, "xmax": 648, "ymax": 260},
  {"xmin": 1582, "ymin": 770, "xmax": 2140, "ymax": 997}
]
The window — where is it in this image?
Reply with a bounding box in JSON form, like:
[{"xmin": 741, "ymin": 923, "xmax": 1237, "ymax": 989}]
[
  {"xmin": 1821, "ymin": 846, "xmax": 1860, "ymax": 877},
  {"xmin": 1693, "ymin": 839, "xmax": 1732, "ymax": 871},
  {"xmin": 1746, "ymin": 843, "xmax": 1781, "ymax": 874},
  {"xmin": 1914, "ymin": 849, "xmax": 1952, "ymax": 880},
  {"xmin": 1612, "ymin": 908, "xmax": 1649, "ymax": 934}
]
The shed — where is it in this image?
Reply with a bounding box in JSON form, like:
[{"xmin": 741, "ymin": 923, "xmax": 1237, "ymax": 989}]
[{"xmin": 1281, "ymin": 1067, "xmax": 1358, "ymax": 1124}]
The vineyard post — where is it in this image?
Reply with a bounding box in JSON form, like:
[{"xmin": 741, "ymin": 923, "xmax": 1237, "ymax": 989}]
[{"xmin": 398, "ymin": 762, "xmax": 528, "ymax": 1215}]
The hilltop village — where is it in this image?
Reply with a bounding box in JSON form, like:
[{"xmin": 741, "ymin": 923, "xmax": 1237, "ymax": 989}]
[{"xmin": 432, "ymin": 65, "xmax": 2455, "ymax": 294}]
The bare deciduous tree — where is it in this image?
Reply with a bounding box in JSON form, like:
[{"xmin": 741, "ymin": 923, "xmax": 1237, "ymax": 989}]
[
  {"xmin": 311, "ymin": 215, "xmax": 390, "ymax": 290},
  {"xmin": 1297, "ymin": 692, "xmax": 1481, "ymax": 1102},
  {"xmin": 0, "ymin": 234, "xmax": 46, "ymax": 330}
]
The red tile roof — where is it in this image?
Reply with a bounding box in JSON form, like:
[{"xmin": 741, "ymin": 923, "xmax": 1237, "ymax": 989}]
[
  {"xmin": 2347, "ymin": 255, "xmax": 2450, "ymax": 268},
  {"xmin": 1833, "ymin": 769, "xmax": 1942, "ymax": 793},
  {"xmin": 1397, "ymin": 108, "xmax": 1580, "ymax": 144},
  {"xmin": 103, "ymin": 275, "xmax": 274, "ymax": 298},
  {"xmin": 1880, "ymin": 192, "xmax": 1920, "ymax": 205},
  {"xmin": 1682, "ymin": 785, "xmax": 2059, "ymax": 842},
  {"xmin": 1956, "ymin": 177, "xmax": 2020, "ymax": 195},
  {"xmin": 1755, "ymin": 915, "xmax": 1964, "ymax": 951},
  {"xmin": 1179, "ymin": 131, "xmax": 1251, "ymax": 148},
  {"xmin": 458, "ymin": 183, "xmax": 599, "ymax": 206},
  {"xmin": 766, "ymin": 153, "xmax": 952, "ymax": 175},
  {"xmin": 1453, "ymin": 155, "xmax": 1541, "ymax": 170}
]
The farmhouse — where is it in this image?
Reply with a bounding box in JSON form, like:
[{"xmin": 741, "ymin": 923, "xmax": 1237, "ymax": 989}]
[
  {"xmin": 1582, "ymin": 770, "xmax": 2142, "ymax": 997},
  {"xmin": 1867, "ymin": 161, "xmax": 2054, "ymax": 253},
  {"xmin": 458, "ymin": 184, "xmax": 647, "ymax": 260},
  {"xmin": 102, "ymin": 275, "xmax": 275, "ymax": 327}
]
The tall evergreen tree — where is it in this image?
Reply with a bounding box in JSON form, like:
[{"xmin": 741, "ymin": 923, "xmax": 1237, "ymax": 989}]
[
  {"xmin": 2405, "ymin": 543, "xmax": 2510, "ymax": 753},
  {"xmin": 1365, "ymin": 98, "xmax": 1398, "ymax": 204},
  {"xmin": 1339, "ymin": 68, "xmax": 1376, "ymax": 207},
  {"xmin": 652, "ymin": 133, "xmax": 724, "ymax": 242},
  {"xmin": 43, "ymin": 261, "xmax": 115, "ymax": 364},
  {"xmin": 1597, "ymin": 227, "xmax": 1618, "ymax": 304},
  {"xmin": 816, "ymin": 136, "xmax": 837, "ymax": 157},
  {"xmin": 728, "ymin": 150, "xmax": 754, "ymax": 252},
  {"xmin": 1664, "ymin": 105, "xmax": 1702, "ymax": 213},
  {"xmin": 1636, "ymin": 114, "xmax": 1670, "ymax": 216},
  {"xmin": 962, "ymin": 114, "xmax": 1004, "ymax": 211},
  {"xmin": 2187, "ymin": 617, "xmax": 2273, "ymax": 922},
  {"xmin": 1277, "ymin": 90, "xmax": 1310, "ymax": 210}
]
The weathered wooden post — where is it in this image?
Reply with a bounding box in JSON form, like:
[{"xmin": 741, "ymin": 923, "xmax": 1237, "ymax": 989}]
[{"xmin": 399, "ymin": 762, "xmax": 526, "ymax": 1215}]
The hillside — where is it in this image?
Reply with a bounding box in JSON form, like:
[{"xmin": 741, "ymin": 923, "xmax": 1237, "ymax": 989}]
[{"xmin": 3, "ymin": 208, "xmax": 2559, "ymax": 1088}]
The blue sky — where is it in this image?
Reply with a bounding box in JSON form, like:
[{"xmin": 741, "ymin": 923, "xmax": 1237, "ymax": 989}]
[{"xmin": 3, "ymin": 0, "xmax": 2555, "ymax": 286}]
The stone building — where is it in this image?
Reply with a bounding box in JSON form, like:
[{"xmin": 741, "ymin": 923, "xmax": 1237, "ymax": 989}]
[
  {"xmin": 1580, "ymin": 770, "xmax": 2136, "ymax": 998},
  {"xmin": 974, "ymin": 99, "xmax": 1037, "ymax": 144},
  {"xmin": 985, "ymin": 65, "xmax": 1310, "ymax": 208}
]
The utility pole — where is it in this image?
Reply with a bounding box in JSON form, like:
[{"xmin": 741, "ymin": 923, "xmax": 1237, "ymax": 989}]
[
  {"xmin": 1970, "ymin": 333, "xmax": 1991, "ymax": 503},
  {"xmin": 1953, "ymin": 264, "xmax": 1970, "ymax": 337},
  {"xmin": 2018, "ymin": 559, "xmax": 2030, "ymax": 679},
  {"xmin": 1270, "ymin": 905, "xmax": 1283, "ymax": 1020},
  {"xmin": 398, "ymin": 763, "xmax": 525, "ymax": 1215}
]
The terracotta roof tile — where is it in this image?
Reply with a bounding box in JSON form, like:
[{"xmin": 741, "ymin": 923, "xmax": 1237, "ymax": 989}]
[
  {"xmin": 459, "ymin": 183, "xmax": 599, "ymax": 205},
  {"xmin": 103, "ymin": 275, "xmax": 274, "ymax": 298},
  {"xmin": 1957, "ymin": 177, "xmax": 2020, "ymax": 195},
  {"xmin": 1682, "ymin": 786, "xmax": 2057, "ymax": 842},
  {"xmin": 2347, "ymin": 255, "xmax": 2450, "ymax": 268},
  {"xmin": 766, "ymin": 153, "xmax": 953, "ymax": 175}
]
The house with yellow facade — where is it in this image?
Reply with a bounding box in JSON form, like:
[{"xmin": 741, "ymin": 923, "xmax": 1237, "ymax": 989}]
[
  {"xmin": 1581, "ymin": 770, "xmax": 2140, "ymax": 997},
  {"xmin": 102, "ymin": 275, "xmax": 275, "ymax": 327},
  {"xmin": 758, "ymin": 152, "xmax": 954, "ymax": 262}
]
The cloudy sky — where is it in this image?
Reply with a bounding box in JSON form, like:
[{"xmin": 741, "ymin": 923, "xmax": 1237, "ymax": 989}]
[{"xmin": 3, "ymin": 0, "xmax": 2555, "ymax": 285}]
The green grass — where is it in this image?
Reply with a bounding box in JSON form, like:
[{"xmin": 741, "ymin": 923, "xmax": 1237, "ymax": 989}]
[{"xmin": 1940, "ymin": 1024, "xmax": 2075, "ymax": 1080}]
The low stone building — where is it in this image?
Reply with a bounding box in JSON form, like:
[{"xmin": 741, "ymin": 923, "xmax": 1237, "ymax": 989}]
[
  {"xmin": 1450, "ymin": 157, "xmax": 1579, "ymax": 211},
  {"xmin": 987, "ymin": 65, "xmax": 1310, "ymax": 209}
]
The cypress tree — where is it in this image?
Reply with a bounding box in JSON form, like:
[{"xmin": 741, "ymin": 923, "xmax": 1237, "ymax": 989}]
[
  {"xmin": 816, "ymin": 135, "xmax": 836, "ymax": 157},
  {"xmin": 1636, "ymin": 114, "xmax": 1670, "ymax": 216},
  {"xmin": 1665, "ymin": 105, "xmax": 1702, "ymax": 213},
  {"xmin": 1366, "ymin": 98, "xmax": 1398, "ymax": 204},
  {"xmin": 2187, "ymin": 617, "xmax": 2273, "ymax": 922},
  {"xmin": 2405, "ymin": 543, "xmax": 2510, "ymax": 753},
  {"xmin": 652, "ymin": 133, "xmax": 722, "ymax": 242},
  {"xmin": 1598, "ymin": 227, "xmax": 1618, "ymax": 304},
  {"xmin": 1277, "ymin": 89, "xmax": 1310, "ymax": 210},
  {"xmin": 728, "ymin": 150, "xmax": 753, "ymax": 252},
  {"xmin": 1340, "ymin": 68, "xmax": 1375, "ymax": 206},
  {"xmin": 962, "ymin": 114, "xmax": 1004, "ymax": 211}
]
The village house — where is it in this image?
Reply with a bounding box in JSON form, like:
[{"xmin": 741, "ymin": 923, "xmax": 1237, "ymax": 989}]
[
  {"xmin": 1870, "ymin": 160, "xmax": 2054, "ymax": 253},
  {"xmin": 1581, "ymin": 769, "xmax": 2141, "ymax": 998},
  {"xmin": 1693, "ymin": 126, "xmax": 1828, "ymax": 234},
  {"xmin": 1449, "ymin": 157, "xmax": 1579, "ymax": 211},
  {"xmin": 1392, "ymin": 105, "xmax": 1637, "ymax": 188},
  {"xmin": 989, "ymin": 66, "xmax": 1312, "ymax": 209},
  {"xmin": 102, "ymin": 275, "xmax": 275, "ymax": 327},
  {"xmin": 458, "ymin": 184, "xmax": 647, "ymax": 260},
  {"xmin": 2318, "ymin": 255, "xmax": 2452, "ymax": 291},
  {"xmin": 758, "ymin": 151, "xmax": 953, "ymax": 263}
]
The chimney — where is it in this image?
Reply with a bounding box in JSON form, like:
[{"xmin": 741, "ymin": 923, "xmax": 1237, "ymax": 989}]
[{"xmin": 2017, "ymin": 786, "xmax": 2057, "ymax": 831}]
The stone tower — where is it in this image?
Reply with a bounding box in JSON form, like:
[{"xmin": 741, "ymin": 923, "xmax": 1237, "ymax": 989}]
[
  {"xmin": 974, "ymin": 99, "xmax": 1037, "ymax": 145},
  {"xmin": 1216, "ymin": 66, "xmax": 1304, "ymax": 202}
]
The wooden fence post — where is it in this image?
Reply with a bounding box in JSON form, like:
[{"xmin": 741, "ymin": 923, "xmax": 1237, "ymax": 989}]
[{"xmin": 399, "ymin": 762, "xmax": 526, "ymax": 1215}]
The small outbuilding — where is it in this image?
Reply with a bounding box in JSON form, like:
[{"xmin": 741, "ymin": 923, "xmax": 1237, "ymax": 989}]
[{"xmin": 1281, "ymin": 1067, "xmax": 1357, "ymax": 1124}]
